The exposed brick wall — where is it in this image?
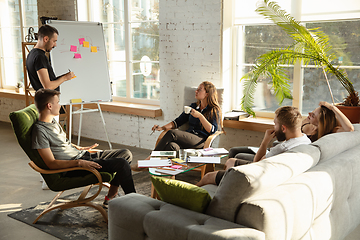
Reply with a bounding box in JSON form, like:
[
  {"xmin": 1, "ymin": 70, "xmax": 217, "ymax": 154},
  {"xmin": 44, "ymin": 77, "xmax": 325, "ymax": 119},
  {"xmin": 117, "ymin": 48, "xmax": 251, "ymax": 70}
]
[
  {"xmin": 37, "ymin": 0, "xmax": 76, "ymax": 25},
  {"xmin": 159, "ymin": 0, "xmax": 222, "ymax": 121},
  {"xmin": 0, "ymin": 98, "xmax": 25, "ymax": 122}
]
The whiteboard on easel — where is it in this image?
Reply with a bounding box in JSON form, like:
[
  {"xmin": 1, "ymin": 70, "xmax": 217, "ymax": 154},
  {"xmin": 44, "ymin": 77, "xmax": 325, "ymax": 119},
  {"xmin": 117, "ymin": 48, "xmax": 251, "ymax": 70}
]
[{"xmin": 47, "ymin": 20, "xmax": 112, "ymax": 105}]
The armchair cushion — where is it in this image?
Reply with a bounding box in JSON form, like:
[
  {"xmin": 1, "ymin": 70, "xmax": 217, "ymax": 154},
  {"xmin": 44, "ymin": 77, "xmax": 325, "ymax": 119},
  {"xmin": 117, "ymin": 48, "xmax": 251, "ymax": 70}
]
[{"xmin": 151, "ymin": 176, "xmax": 212, "ymax": 213}]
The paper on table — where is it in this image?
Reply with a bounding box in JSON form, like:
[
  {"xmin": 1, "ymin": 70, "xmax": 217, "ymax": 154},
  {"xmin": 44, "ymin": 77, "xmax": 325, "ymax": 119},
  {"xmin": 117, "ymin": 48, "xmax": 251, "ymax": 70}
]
[
  {"xmin": 74, "ymin": 53, "xmax": 81, "ymax": 59},
  {"xmin": 187, "ymin": 156, "xmax": 221, "ymax": 164},
  {"xmin": 198, "ymin": 148, "xmax": 229, "ymax": 156},
  {"xmin": 154, "ymin": 167, "xmax": 183, "ymax": 175},
  {"xmin": 91, "ymin": 46, "xmax": 98, "ymax": 52},
  {"xmin": 138, "ymin": 159, "xmax": 172, "ymax": 168},
  {"xmin": 151, "ymin": 151, "xmax": 176, "ymax": 157}
]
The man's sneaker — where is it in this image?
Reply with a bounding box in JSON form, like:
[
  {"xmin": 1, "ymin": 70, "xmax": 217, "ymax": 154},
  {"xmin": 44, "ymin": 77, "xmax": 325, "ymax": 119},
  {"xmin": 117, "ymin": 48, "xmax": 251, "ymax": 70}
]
[
  {"xmin": 103, "ymin": 193, "xmax": 121, "ymax": 208},
  {"xmin": 103, "ymin": 196, "xmax": 111, "ymax": 208}
]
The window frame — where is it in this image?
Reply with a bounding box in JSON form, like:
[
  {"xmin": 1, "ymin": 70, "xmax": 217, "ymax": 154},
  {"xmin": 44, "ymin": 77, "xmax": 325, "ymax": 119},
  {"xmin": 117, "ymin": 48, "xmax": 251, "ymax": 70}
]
[
  {"xmin": 78, "ymin": 0, "xmax": 160, "ymax": 105},
  {"xmin": 227, "ymin": 0, "xmax": 360, "ymax": 117},
  {"xmin": 0, "ymin": 0, "xmax": 37, "ymax": 90}
]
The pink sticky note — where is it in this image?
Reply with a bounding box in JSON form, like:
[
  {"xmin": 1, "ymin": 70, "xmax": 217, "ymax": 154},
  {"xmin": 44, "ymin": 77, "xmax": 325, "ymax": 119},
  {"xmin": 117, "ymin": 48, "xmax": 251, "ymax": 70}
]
[
  {"xmin": 74, "ymin": 53, "xmax": 82, "ymax": 59},
  {"xmin": 79, "ymin": 38, "xmax": 85, "ymax": 45},
  {"xmin": 70, "ymin": 45, "xmax": 77, "ymax": 52},
  {"xmin": 171, "ymin": 165, "xmax": 182, "ymax": 169}
]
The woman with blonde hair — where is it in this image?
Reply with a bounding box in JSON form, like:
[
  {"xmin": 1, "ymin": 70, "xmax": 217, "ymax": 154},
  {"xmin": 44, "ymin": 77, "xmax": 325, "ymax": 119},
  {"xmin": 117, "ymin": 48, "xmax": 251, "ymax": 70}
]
[
  {"xmin": 302, "ymin": 101, "xmax": 354, "ymax": 142},
  {"xmin": 151, "ymin": 81, "xmax": 224, "ymax": 151}
]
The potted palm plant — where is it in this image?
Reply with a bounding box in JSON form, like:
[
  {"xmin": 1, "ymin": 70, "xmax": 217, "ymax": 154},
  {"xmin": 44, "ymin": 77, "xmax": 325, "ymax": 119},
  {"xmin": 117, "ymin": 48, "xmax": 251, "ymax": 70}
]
[{"xmin": 241, "ymin": 0, "xmax": 360, "ymax": 122}]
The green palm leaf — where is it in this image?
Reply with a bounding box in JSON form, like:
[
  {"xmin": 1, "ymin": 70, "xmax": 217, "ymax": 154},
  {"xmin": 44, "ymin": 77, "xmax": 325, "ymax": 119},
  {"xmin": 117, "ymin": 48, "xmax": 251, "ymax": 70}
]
[{"xmin": 241, "ymin": 0, "xmax": 357, "ymax": 115}]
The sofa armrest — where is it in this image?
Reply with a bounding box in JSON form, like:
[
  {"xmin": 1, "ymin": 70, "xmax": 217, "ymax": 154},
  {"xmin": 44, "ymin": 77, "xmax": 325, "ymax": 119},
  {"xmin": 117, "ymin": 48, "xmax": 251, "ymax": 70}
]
[{"xmin": 108, "ymin": 193, "xmax": 265, "ymax": 240}]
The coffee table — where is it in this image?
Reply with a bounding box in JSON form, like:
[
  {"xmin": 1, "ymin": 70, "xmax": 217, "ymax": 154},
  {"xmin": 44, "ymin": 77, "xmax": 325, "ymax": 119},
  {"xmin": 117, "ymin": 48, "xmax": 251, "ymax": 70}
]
[{"xmin": 148, "ymin": 150, "xmax": 228, "ymax": 199}]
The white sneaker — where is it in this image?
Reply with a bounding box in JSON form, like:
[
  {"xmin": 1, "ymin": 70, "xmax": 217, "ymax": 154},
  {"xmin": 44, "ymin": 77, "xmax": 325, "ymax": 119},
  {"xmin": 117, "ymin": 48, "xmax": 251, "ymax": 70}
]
[
  {"xmin": 42, "ymin": 180, "xmax": 50, "ymax": 190},
  {"xmin": 40, "ymin": 175, "xmax": 49, "ymax": 190}
]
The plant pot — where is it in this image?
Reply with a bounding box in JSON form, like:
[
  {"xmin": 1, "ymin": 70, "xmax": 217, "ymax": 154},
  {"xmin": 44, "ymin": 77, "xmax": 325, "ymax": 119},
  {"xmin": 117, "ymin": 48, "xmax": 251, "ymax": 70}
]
[
  {"xmin": 15, "ymin": 88, "xmax": 20, "ymax": 93},
  {"xmin": 336, "ymin": 105, "xmax": 360, "ymax": 124}
]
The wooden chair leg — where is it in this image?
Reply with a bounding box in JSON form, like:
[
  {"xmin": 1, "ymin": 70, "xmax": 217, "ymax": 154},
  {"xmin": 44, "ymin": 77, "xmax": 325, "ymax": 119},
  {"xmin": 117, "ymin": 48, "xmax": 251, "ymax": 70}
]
[{"xmin": 33, "ymin": 184, "xmax": 107, "ymax": 224}]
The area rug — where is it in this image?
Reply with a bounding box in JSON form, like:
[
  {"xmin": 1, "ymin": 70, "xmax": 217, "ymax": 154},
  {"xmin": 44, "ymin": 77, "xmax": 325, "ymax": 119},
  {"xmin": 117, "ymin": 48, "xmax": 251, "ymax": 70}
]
[{"xmin": 8, "ymin": 170, "xmax": 201, "ymax": 240}]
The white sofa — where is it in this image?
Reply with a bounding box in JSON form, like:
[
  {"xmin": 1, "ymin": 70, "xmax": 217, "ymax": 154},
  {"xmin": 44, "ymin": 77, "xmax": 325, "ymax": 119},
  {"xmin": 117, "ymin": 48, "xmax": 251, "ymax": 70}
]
[{"xmin": 108, "ymin": 124, "xmax": 360, "ymax": 240}]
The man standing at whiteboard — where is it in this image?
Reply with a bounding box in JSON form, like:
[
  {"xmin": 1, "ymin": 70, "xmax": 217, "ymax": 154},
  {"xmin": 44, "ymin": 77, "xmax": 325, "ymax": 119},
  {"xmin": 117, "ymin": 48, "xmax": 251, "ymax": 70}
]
[{"xmin": 26, "ymin": 25, "xmax": 75, "ymax": 91}]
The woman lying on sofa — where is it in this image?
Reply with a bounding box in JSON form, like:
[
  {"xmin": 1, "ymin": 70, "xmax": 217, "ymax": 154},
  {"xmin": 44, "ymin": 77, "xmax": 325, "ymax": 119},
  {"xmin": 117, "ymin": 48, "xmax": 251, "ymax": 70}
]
[
  {"xmin": 301, "ymin": 101, "xmax": 354, "ymax": 141},
  {"xmin": 207, "ymin": 101, "xmax": 355, "ymax": 184}
]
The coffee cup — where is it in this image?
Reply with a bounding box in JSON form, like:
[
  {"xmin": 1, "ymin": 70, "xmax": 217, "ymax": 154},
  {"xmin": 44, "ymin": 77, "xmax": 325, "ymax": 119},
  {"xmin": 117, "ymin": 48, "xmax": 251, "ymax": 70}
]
[{"xmin": 184, "ymin": 106, "xmax": 192, "ymax": 114}]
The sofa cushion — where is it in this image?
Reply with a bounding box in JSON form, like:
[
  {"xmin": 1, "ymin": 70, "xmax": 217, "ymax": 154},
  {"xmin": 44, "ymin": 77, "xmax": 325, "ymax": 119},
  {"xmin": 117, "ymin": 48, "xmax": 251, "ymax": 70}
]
[
  {"xmin": 206, "ymin": 144, "xmax": 320, "ymax": 222},
  {"xmin": 151, "ymin": 176, "xmax": 212, "ymax": 213}
]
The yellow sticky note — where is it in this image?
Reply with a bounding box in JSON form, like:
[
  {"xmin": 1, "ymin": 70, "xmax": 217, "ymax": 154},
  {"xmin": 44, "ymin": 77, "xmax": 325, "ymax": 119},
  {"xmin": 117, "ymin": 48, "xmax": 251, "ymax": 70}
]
[
  {"xmin": 70, "ymin": 98, "xmax": 82, "ymax": 103},
  {"xmin": 91, "ymin": 46, "xmax": 97, "ymax": 52},
  {"xmin": 83, "ymin": 41, "xmax": 89, "ymax": 48},
  {"xmin": 171, "ymin": 158, "xmax": 186, "ymax": 163}
]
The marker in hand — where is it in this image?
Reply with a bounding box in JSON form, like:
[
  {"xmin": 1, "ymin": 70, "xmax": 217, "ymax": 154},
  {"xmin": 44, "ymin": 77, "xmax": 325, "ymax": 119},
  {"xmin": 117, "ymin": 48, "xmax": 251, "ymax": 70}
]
[
  {"xmin": 150, "ymin": 125, "xmax": 159, "ymax": 135},
  {"xmin": 68, "ymin": 69, "xmax": 76, "ymax": 79}
]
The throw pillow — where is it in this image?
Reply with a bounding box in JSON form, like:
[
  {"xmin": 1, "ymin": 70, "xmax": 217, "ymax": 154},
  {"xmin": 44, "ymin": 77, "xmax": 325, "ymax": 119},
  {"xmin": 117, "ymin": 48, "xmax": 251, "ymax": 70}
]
[{"xmin": 151, "ymin": 176, "xmax": 212, "ymax": 213}]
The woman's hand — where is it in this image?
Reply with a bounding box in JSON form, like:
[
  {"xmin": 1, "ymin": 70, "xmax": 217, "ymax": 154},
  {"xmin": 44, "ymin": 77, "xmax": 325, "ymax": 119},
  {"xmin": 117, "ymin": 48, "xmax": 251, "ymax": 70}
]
[
  {"xmin": 152, "ymin": 125, "xmax": 165, "ymax": 132},
  {"xmin": 319, "ymin": 101, "xmax": 333, "ymax": 110},
  {"xmin": 190, "ymin": 108, "xmax": 202, "ymax": 119}
]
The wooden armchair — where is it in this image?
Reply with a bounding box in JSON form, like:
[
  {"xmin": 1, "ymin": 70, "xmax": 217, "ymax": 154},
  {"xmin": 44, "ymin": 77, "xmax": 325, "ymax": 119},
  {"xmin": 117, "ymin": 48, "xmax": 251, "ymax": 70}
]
[
  {"xmin": 9, "ymin": 104, "xmax": 113, "ymax": 224},
  {"xmin": 154, "ymin": 86, "xmax": 225, "ymax": 178}
]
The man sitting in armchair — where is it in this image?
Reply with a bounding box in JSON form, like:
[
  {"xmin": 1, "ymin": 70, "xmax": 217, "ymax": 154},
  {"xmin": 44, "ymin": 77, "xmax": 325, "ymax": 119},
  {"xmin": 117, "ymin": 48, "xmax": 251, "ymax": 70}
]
[{"xmin": 32, "ymin": 89, "xmax": 136, "ymax": 206}]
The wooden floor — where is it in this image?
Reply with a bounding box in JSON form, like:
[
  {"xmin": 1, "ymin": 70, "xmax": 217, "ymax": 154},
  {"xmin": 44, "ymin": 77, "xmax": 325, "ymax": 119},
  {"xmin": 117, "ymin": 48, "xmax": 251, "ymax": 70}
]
[{"xmin": 0, "ymin": 120, "xmax": 151, "ymax": 239}]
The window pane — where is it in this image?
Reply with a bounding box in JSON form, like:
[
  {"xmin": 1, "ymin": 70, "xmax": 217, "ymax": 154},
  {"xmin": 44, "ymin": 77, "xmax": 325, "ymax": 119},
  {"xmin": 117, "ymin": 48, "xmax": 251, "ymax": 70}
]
[
  {"xmin": 237, "ymin": 25, "xmax": 294, "ymax": 112},
  {"xmin": 306, "ymin": 20, "xmax": 360, "ymax": 67},
  {"xmin": 132, "ymin": 62, "xmax": 159, "ymax": 100},
  {"xmin": 131, "ymin": 21, "xmax": 159, "ymax": 61},
  {"xmin": 302, "ymin": 20, "xmax": 360, "ymax": 114},
  {"xmin": 109, "ymin": 61, "xmax": 126, "ymax": 97},
  {"xmin": 244, "ymin": 25, "xmax": 293, "ymax": 63},
  {"xmin": 103, "ymin": 23, "xmax": 126, "ymax": 61},
  {"xmin": 131, "ymin": 0, "xmax": 159, "ymax": 21},
  {"xmin": 241, "ymin": 65, "xmax": 293, "ymax": 113},
  {"xmin": 93, "ymin": 0, "xmax": 125, "ymax": 24},
  {"xmin": 23, "ymin": 0, "xmax": 38, "ymax": 27}
]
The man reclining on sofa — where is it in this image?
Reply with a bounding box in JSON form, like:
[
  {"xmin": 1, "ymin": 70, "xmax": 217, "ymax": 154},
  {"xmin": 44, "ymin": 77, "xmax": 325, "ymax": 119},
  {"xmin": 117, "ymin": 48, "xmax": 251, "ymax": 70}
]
[{"xmin": 197, "ymin": 106, "xmax": 311, "ymax": 187}]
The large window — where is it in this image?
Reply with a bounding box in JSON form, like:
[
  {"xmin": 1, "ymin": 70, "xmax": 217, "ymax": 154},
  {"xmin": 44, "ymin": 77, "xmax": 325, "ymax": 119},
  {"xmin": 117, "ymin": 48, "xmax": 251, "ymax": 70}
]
[
  {"xmin": 233, "ymin": 0, "xmax": 360, "ymax": 115},
  {"xmin": 0, "ymin": 0, "xmax": 38, "ymax": 89},
  {"xmin": 78, "ymin": 0, "xmax": 159, "ymax": 104}
]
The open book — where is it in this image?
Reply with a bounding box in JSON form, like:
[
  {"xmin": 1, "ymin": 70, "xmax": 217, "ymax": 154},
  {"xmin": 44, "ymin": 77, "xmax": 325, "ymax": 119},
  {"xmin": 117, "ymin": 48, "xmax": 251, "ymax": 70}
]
[{"xmin": 150, "ymin": 151, "xmax": 176, "ymax": 158}]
